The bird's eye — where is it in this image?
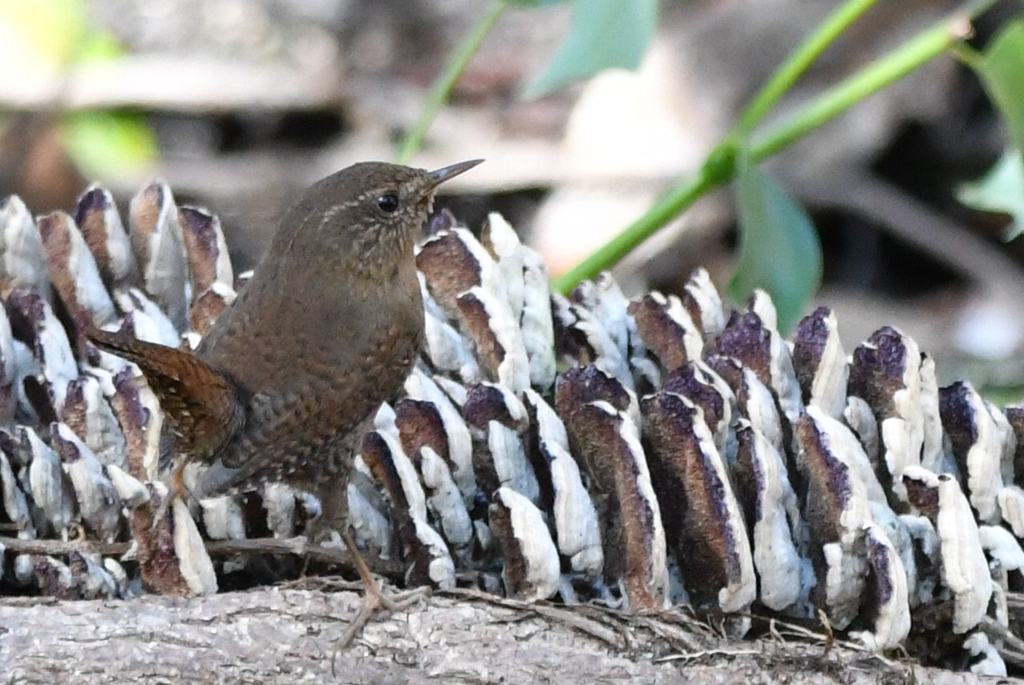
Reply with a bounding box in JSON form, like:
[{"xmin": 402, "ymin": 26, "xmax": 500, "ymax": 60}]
[{"xmin": 377, "ymin": 193, "xmax": 400, "ymax": 213}]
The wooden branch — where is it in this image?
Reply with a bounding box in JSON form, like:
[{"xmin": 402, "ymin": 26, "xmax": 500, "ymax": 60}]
[
  {"xmin": 204, "ymin": 537, "xmax": 407, "ymax": 577},
  {"xmin": 0, "ymin": 588, "xmax": 1009, "ymax": 684},
  {"xmin": 0, "ymin": 536, "xmax": 130, "ymax": 557},
  {"xmin": 0, "ymin": 535, "xmax": 406, "ymax": 578},
  {"xmin": 4, "ymin": 532, "xmax": 1019, "ymax": 679}
]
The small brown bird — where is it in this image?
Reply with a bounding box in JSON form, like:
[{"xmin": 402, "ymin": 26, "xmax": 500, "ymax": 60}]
[{"xmin": 88, "ymin": 159, "xmax": 482, "ymax": 638}]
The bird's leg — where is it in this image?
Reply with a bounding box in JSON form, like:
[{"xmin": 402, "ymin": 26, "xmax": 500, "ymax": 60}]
[
  {"xmin": 150, "ymin": 459, "xmax": 192, "ymax": 530},
  {"xmin": 334, "ymin": 527, "xmax": 428, "ymax": 649},
  {"xmin": 305, "ymin": 480, "xmax": 346, "ymax": 544},
  {"xmin": 317, "ymin": 437, "xmax": 427, "ymax": 649},
  {"xmin": 305, "ymin": 432, "xmax": 366, "ymax": 543}
]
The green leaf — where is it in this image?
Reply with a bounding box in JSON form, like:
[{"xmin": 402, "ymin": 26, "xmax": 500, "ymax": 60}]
[
  {"xmin": 729, "ymin": 166, "xmax": 822, "ymax": 334},
  {"xmin": 60, "ymin": 111, "xmax": 158, "ymax": 180},
  {"xmin": 972, "ymin": 20, "xmax": 1024, "ymax": 154},
  {"xmin": 523, "ymin": 0, "xmax": 657, "ymax": 98},
  {"xmin": 958, "ymin": 149, "xmax": 1024, "ymax": 240}
]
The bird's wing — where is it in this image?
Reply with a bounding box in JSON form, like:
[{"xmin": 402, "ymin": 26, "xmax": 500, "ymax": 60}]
[{"xmin": 86, "ymin": 326, "xmax": 245, "ymax": 462}]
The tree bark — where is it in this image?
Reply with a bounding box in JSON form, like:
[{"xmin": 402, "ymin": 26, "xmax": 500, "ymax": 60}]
[{"xmin": 0, "ymin": 587, "xmax": 1018, "ymax": 685}]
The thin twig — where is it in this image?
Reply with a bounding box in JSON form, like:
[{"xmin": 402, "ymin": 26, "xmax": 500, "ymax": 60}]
[
  {"xmin": 760, "ymin": 615, "xmax": 900, "ymax": 670},
  {"xmin": 0, "ymin": 536, "xmax": 130, "ymax": 556},
  {"xmin": 654, "ymin": 648, "xmax": 760, "ymax": 664},
  {"xmin": 277, "ymin": 575, "xmax": 362, "ymax": 592},
  {"xmin": 627, "ymin": 614, "xmax": 705, "ymax": 653},
  {"xmin": 437, "ymin": 588, "xmax": 658, "ymax": 651},
  {"xmin": 531, "ymin": 604, "xmax": 627, "ymax": 649},
  {"xmin": 978, "ymin": 616, "xmax": 1024, "ymax": 669}
]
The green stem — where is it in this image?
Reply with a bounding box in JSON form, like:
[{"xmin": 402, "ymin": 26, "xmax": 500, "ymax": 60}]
[
  {"xmin": 396, "ymin": 2, "xmax": 506, "ymax": 164},
  {"xmin": 949, "ymin": 40, "xmax": 985, "ymax": 72},
  {"xmin": 749, "ymin": 16, "xmax": 971, "ymax": 162},
  {"xmin": 552, "ymin": 11, "xmax": 971, "ymax": 295},
  {"xmin": 553, "ymin": 172, "xmax": 722, "ymax": 296},
  {"xmin": 736, "ymin": 0, "xmax": 881, "ymax": 134}
]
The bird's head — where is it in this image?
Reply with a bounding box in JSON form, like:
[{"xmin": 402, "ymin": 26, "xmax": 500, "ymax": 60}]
[{"xmin": 283, "ymin": 159, "xmax": 483, "ymax": 279}]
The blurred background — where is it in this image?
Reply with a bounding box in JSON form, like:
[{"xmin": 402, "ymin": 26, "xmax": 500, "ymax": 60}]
[{"xmin": 1, "ymin": 0, "xmax": 1023, "ymax": 396}]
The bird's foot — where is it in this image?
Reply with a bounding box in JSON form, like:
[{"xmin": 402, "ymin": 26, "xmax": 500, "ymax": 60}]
[
  {"xmin": 336, "ymin": 579, "xmax": 429, "ymax": 650},
  {"xmin": 332, "ymin": 529, "xmax": 429, "ymax": 655}
]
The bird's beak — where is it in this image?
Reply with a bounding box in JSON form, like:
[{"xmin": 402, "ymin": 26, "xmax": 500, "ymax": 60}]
[{"xmin": 424, "ymin": 159, "xmax": 484, "ymax": 192}]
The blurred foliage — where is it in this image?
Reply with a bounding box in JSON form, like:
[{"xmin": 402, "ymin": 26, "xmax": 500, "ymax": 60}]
[
  {"xmin": 959, "ymin": 150, "xmax": 1024, "ymax": 240},
  {"xmin": 528, "ymin": 0, "xmax": 1016, "ymax": 330},
  {"xmin": 61, "ymin": 110, "xmax": 158, "ymax": 181},
  {"xmin": 958, "ymin": 20, "xmax": 1024, "ymax": 241},
  {"xmin": 521, "ymin": 0, "xmax": 658, "ymax": 98},
  {"xmin": 399, "ymin": 0, "xmax": 658, "ymax": 162},
  {"xmin": 0, "ymin": 0, "xmax": 88, "ymax": 67},
  {"xmin": 3, "ymin": 0, "xmax": 1021, "ymax": 328},
  {"xmin": 970, "ymin": 20, "xmax": 1024, "ymax": 154},
  {"xmin": 729, "ymin": 165, "xmax": 822, "ymax": 334},
  {"xmin": 0, "ymin": 0, "xmax": 157, "ymax": 180}
]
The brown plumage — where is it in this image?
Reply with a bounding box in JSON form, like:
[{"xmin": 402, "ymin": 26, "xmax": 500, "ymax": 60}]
[
  {"xmin": 85, "ymin": 328, "xmax": 244, "ymax": 464},
  {"xmin": 88, "ymin": 159, "xmax": 482, "ymax": 533}
]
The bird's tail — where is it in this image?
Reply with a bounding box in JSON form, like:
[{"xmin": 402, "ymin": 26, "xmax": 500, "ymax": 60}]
[{"xmin": 85, "ymin": 326, "xmax": 245, "ymax": 463}]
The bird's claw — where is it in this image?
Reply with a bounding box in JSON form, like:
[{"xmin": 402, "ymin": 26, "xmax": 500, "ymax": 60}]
[
  {"xmin": 335, "ymin": 580, "xmax": 428, "ymax": 652},
  {"xmin": 330, "ymin": 529, "xmax": 429, "ymax": 673}
]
